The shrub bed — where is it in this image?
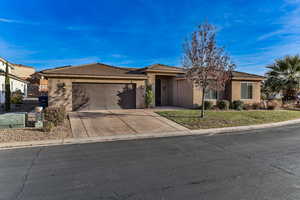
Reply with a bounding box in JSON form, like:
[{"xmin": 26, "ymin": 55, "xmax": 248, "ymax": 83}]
[
  {"xmin": 43, "ymin": 106, "xmax": 66, "ymax": 132},
  {"xmin": 204, "ymin": 101, "xmax": 213, "ymax": 110},
  {"xmin": 216, "ymin": 100, "xmax": 230, "ymax": 110},
  {"xmin": 231, "ymin": 100, "xmax": 244, "ymax": 110}
]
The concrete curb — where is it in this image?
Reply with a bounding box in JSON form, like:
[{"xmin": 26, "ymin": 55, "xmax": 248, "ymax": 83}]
[{"xmin": 1, "ymin": 118, "xmax": 300, "ymax": 150}]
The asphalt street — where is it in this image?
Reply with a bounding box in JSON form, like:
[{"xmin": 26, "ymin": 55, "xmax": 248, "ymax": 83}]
[{"xmin": 2, "ymin": 124, "xmax": 300, "ymax": 200}]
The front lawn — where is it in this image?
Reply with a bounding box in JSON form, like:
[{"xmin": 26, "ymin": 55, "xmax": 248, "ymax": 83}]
[{"xmin": 156, "ymin": 110, "xmax": 300, "ymax": 129}]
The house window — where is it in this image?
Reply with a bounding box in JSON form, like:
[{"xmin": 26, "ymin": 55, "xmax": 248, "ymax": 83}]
[
  {"xmin": 205, "ymin": 89, "xmax": 225, "ymax": 100},
  {"xmin": 205, "ymin": 89, "xmax": 218, "ymax": 100},
  {"xmin": 241, "ymin": 82, "xmax": 253, "ymax": 99}
]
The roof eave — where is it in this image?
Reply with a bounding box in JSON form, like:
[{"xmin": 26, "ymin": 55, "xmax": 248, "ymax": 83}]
[
  {"xmin": 144, "ymin": 69, "xmax": 185, "ymax": 74},
  {"xmin": 231, "ymin": 77, "xmax": 265, "ymax": 81}
]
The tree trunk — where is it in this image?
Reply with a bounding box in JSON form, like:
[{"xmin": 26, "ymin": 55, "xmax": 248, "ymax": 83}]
[
  {"xmin": 201, "ymin": 87, "xmax": 206, "ymax": 118},
  {"xmin": 5, "ymin": 62, "xmax": 11, "ymax": 112}
]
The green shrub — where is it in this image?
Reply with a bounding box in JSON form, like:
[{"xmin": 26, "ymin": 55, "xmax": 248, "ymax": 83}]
[
  {"xmin": 145, "ymin": 85, "xmax": 154, "ymax": 108},
  {"xmin": 44, "ymin": 106, "xmax": 66, "ymax": 126},
  {"xmin": 11, "ymin": 90, "xmax": 23, "ymax": 104},
  {"xmin": 42, "ymin": 121, "xmax": 54, "ymax": 132},
  {"xmin": 216, "ymin": 100, "xmax": 230, "ymax": 110},
  {"xmin": 202, "ymin": 101, "xmax": 213, "ymax": 110},
  {"xmin": 232, "ymin": 100, "xmax": 244, "ymax": 110}
]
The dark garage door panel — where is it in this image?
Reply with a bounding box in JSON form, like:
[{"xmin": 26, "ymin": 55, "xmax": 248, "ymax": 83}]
[{"xmin": 72, "ymin": 83, "xmax": 136, "ymax": 111}]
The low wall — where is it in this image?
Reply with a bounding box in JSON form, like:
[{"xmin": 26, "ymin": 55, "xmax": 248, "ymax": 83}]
[{"xmin": 0, "ymin": 113, "xmax": 26, "ymax": 128}]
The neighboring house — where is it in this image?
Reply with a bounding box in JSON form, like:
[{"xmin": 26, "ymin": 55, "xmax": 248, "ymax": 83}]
[
  {"xmin": 26, "ymin": 72, "xmax": 48, "ymax": 97},
  {"xmin": 11, "ymin": 64, "xmax": 37, "ymax": 97},
  {"xmin": 0, "ymin": 57, "xmax": 28, "ymax": 104},
  {"xmin": 41, "ymin": 63, "xmax": 265, "ymax": 111},
  {"xmin": 39, "ymin": 76, "xmax": 48, "ymax": 94},
  {"xmin": 11, "ymin": 64, "xmax": 35, "ymax": 80}
]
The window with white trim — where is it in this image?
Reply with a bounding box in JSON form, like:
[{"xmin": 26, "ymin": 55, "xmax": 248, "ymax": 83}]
[{"xmin": 241, "ymin": 82, "xmax": 253, "ymax": 99}]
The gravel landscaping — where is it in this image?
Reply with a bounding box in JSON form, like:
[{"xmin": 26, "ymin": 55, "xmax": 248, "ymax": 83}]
[
  {"xmin": 157, "ymin": 110, "xmax": 300, "ymax": 129},
  {"xmin": 0, "ymin": 119, "xmax": 73, "ymax": 143}
]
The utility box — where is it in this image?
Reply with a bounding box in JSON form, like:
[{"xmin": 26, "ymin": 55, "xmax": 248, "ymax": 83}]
[{"xmin": 35, "ymin": 112, "xmax": 43, "ymax": 128}]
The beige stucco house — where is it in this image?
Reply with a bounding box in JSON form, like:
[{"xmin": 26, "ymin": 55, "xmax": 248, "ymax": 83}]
[
  {"xmin": 11, "ymin": 64, "xmax": 35, "ymax": 80},
  {"xmin": 41, "ymin": 63, "xmax": 264, "ymax": 111}
]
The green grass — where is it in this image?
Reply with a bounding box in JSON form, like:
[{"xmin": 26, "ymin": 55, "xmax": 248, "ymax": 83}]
[{"xmin": 156, "ymin": 110, "xmax": 300, "ymax": 129}]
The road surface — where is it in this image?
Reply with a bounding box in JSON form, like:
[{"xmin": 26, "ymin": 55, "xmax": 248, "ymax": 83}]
[{"xmin": 2, "ymin": 124, "xmax": 300, "ymax": 199}]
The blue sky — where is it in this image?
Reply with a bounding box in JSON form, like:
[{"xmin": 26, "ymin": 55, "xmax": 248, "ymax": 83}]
[{"xmin": 0, "ymin": 0, "xmax": 299, "ymax": 74}]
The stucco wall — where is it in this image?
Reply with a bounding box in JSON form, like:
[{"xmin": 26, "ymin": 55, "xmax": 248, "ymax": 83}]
[
  {"xmin": 179, "ymin": 80, "xmax": 262, "ymax": 107},
  {"xmin": 11, "ymin": 66, "xmax": 35, "ymax": 79},
  {"xmin": 146, "ymin": 73, "xmax": 156, "ymax": 107},
  {"xmin": 48, "ymin": 77, "xmax": 146, "ymax": 111},
  {"xmin": 231, "ymin": 80, "xmax": 261, "ymax": 103}
]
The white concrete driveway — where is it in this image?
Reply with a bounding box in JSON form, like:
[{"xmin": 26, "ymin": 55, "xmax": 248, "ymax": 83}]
[{"xmin": 69, "ymin": 109, "xmax": 189, "ymax": 138}]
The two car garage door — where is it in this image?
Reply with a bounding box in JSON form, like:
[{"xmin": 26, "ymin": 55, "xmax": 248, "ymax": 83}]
[{"xmin": 72, "ymin": 83, "xmax": 136, "ymax": 111}]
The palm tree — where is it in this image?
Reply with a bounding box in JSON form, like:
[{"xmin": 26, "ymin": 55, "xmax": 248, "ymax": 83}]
[{"xmin": 266, "ymin": 55, "xmax": 300, "ymax": 101}]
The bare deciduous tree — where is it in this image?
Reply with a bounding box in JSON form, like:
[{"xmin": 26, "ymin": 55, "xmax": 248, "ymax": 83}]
[{"xmin": 183, "ymin": 22, "xmax": 235, "ymax": 118}]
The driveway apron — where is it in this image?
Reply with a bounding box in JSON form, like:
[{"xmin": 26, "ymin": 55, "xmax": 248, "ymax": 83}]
[{"xmin": 69, "ymin": 109, "xmax": 188, "ymax": 138}]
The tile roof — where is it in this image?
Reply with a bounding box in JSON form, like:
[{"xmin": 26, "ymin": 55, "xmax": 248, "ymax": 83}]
[
  {"xmin": 41, "ymin": 62, "xmax": 264, "ymax": 80},
  {"xmin": 144, "ymin": 64, "xmax": 184, "ymax": 72},
  {"xmin": 41, "ymin": 63, "xmax": 145, "ymax": 77}
]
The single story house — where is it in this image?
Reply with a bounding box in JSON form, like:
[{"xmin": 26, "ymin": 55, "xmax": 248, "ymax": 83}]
[
  {"xmin": 41, "ymin": 63, "xmax": 265, "ymax": 111},
  {"xmin": 0, "ymin": 57, "xmax": 28, "ymax": 105}
]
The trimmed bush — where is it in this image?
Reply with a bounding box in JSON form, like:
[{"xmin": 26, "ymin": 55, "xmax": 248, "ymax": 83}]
[
  {"xmin": 211, "ymin": 105, "xmax": 219, "ymax": 110},
  {"xmin": 204, "ymin": 101, "xmax": 213, "ymax": 110},
  {"xmin": 200, "ymin": 101, "xmax": 213, "ymax": 110},
  {"xmin": 145, "ymin": 85, "xmax": 154, "ymax": 108},
  {"xmin": 216, "ymin": 100, "xmax": 230, "ymax": 110},
  {"xmin": 44, "ymin": 106, "xmax": 66, "ymax": 126},
  {"xmin": 232, "ymin": 100, "xmax": 244, "ymax": 110},
  {"xmin": 42, "ymin": 121, "xmax": 54, "ymax": 132}
]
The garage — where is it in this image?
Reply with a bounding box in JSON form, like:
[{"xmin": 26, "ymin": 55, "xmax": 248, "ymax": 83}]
[{"xmin": 72, "ymin": 83, "xmax": 136, "ymax": 111}]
